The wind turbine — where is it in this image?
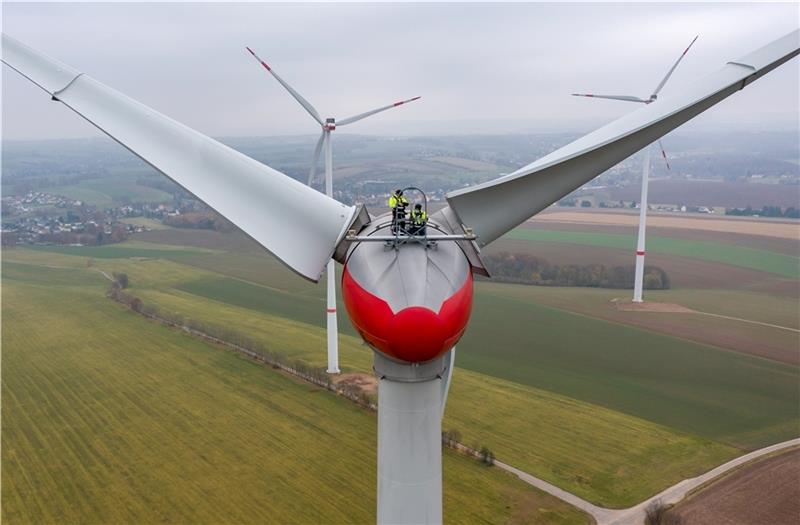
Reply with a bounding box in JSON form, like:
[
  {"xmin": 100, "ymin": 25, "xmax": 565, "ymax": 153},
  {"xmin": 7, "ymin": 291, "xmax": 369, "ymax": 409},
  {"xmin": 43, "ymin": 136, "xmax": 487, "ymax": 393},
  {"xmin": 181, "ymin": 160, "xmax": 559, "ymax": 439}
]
[
  {"xmin": 573, "ymin": 36, "xmax": 697, "ymax": 302},
  {"xmin": 245, "ymin": 46, "xmax": 421, "ymax": 374},
  {"xmin": 3, "ymin": 30, "xmax": 797, "ymax": 524}
]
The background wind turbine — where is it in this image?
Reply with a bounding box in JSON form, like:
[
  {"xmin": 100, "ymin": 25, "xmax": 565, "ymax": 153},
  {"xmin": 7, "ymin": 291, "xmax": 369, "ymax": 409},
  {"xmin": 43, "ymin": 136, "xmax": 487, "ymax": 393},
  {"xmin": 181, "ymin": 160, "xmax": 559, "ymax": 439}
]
[
  {"xmin": 246, "ymin": 46, "xmax": 420, "ymax": 373},
  {"xmin": 4, "ymin": 30, "xmax": 797, "ymax": 524},
  {"xmin": 573, "ymin": 35, "xmax": 697, "ymax": 302}
]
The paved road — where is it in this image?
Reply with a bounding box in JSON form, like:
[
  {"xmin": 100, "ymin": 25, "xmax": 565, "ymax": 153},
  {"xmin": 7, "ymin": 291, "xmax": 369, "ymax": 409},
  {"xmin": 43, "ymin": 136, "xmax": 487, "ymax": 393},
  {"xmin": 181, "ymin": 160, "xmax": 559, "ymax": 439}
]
[{"xmin": 496, "ymin": 437, "xmax": 800, "ymax": 525}]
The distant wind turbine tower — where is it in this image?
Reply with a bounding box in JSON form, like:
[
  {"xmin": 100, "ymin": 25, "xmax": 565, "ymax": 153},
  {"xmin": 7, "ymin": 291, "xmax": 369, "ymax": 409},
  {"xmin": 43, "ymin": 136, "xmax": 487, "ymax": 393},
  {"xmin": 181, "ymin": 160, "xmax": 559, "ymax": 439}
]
[
  {"xmin": 573, "ymin": 35, "xmax": 696, "ymax": 302},
  {"xmin": 246, "ymin": 47, "xmax": 420, "ymax": 372}
]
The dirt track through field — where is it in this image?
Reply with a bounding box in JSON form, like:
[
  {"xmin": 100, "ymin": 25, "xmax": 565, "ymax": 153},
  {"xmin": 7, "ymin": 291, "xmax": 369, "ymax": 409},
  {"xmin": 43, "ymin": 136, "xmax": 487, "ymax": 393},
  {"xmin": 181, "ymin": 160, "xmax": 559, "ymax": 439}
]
[
  {"xmin": 532, "ymin": 211, "xmax": 800, "ymax": 240},
  {"xmin": 498, "ymin": 438, "xmax": 800, "ymax": 525},
  {"xmin": 614, "ymin": 300, "xmax": 799, "ymax": 333}
]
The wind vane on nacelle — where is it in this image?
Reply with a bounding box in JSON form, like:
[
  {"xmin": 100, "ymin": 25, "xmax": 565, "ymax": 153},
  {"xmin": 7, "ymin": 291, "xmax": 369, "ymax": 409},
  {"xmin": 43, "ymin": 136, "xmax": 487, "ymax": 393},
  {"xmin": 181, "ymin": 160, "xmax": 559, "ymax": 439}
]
[{"xmin": 3, "ymin": 29, "xmax": 797, "ymax": 525}]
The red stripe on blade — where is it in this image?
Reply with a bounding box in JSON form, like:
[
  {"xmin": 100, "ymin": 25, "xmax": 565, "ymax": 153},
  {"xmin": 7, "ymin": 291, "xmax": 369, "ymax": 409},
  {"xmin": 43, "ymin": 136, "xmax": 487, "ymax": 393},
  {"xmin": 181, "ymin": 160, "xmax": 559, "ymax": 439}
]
[{"xmin": 636, "ymin": 250, "xmax": 645, "ymax": 256}]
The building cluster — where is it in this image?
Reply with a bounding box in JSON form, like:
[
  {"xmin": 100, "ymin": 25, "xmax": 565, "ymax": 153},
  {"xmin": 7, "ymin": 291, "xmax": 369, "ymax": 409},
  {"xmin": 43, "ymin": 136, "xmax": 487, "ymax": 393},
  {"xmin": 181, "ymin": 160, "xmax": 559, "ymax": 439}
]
[
  {"xmin": 0, "ymin": 192, "xmax": 195, "ymax": 247},
  {"xmin": 2, "ymin": 191, "xmax": 84, "ymax": 214}
]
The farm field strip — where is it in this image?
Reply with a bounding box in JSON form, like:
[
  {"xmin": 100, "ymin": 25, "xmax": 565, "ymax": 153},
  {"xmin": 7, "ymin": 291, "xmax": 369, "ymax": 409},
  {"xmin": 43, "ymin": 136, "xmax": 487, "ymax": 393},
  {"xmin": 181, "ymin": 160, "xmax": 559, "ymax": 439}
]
[
  {"xmin": 473, "ymin": 283, "xmax": 800, "ymax": 365},
  {"xmin": 693, "ymin": 310, "xmax": 799, "ymax": 333},
  {"xmin": 2, "ymin": 273, "xmax": 588, "ymax": 525},
  {"xmin": 27, "ymin": 243, "xmax": 216, "ymax": 260},
  {"xmin": 486, "ymin": 284, "xmax": 800, "ymax": 332},
  {"xmin": 119, "ymin": 217, "xmax": 171, "ymax": 230},
  {"xmin": 532, "ymin": 210, "xmax": 800, "ymax": 240},
  {"xmin": 503, "ymin": 228, "xmax": 799, "ymax": 278},
  {"xmin": 487, "ymin": 237, "xmax": 799, "ymax": 300},
  {"xmin": 43, "ymin": 177, "xmax": 172, "ymax": 207},
  {"xmin": 520, "ymin": 220, "xmax": 799, "ymax": 255},
  {"xmin": 461, "ymin": 286, "xmax": 799, "ymax": 448}
]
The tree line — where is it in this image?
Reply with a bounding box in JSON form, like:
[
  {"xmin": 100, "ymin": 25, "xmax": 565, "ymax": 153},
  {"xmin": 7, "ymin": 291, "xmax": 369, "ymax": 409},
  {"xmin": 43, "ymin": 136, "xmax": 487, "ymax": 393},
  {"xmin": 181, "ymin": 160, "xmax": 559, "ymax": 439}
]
[
  {"xmin": 442, "ymin": 429, "xmax": 495, "ymax": 466},
  {"xmin": 163, "ymin": 211, "xmax": 236, "ymax": 232},
  {"xmin": 483, "ymin": 252, "xmax": 671, "ymax": 290},
  {"xmin": 106, "ymin": 277, "xmax": 374, "ymax": 409},
  {"xmin": 106, "ymin": 275, "xmax": 499, "ymax": 469},
  {"xmin": 726, "ymin": 205, "xmax": 800, "ymax": 218}
]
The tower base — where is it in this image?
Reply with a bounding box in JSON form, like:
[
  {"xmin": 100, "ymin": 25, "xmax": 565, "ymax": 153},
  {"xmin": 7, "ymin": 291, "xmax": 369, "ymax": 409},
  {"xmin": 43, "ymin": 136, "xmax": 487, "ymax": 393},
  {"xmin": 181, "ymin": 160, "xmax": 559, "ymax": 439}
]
[{"xmin": 374, "ymin": 352, "xmax": 446, "ymax": 525}]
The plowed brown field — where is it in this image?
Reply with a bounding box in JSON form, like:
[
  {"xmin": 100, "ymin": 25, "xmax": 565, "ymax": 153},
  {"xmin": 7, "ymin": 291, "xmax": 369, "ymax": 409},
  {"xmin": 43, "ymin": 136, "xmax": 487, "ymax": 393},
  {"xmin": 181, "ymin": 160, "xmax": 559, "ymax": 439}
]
[{"xmin": 673, "ymin": 447, "xmax": 800, "ymax": 525}]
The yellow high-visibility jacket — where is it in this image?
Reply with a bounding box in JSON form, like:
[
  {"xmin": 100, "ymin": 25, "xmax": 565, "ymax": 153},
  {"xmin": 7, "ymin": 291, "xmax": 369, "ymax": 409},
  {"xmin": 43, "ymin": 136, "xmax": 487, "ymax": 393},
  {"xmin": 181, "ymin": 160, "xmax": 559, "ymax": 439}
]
[
  {"xmin": 411, "ymin": 210, "xmax": 427, "ymax": 225},
  {"xmin": 388, "ymin": 194, "xmax": 409, "ymax": 208}
]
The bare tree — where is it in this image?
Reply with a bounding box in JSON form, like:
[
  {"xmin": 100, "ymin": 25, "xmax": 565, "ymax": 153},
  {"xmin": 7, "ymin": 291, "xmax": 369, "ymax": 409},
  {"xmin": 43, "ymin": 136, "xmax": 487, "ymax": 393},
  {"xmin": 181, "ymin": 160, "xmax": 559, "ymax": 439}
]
[{"xmin": 645, "ymin": 500, "xmax": 683, "ymax": 525}]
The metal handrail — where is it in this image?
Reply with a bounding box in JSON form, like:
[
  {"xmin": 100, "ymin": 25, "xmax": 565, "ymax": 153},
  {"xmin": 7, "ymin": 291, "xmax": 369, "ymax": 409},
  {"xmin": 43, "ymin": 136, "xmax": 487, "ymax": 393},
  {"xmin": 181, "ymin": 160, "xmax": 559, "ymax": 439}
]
[{"xmin": 345, "ymin": 220, "xmax": 475, "ymax": 247}]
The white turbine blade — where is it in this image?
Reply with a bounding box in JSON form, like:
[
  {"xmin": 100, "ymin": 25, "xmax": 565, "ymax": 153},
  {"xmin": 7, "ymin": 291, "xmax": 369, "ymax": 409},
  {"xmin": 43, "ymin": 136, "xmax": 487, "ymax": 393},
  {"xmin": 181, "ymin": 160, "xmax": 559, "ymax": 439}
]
[
  {"xmin": 3, "ymin": 34, "xmax": 357, "ymax": 281},
  {"xmin": 652, "ymin": 35, "xmax": 699, "ymax": 98},
  {"xmin": 337, "ymin": 96, "xmax": 421, "ymax": 126},
  {"xmin": 657, "ymin": 139, "xmax": 671, "ymax": 170},
  {"xmin": 308, "ymin": 131, "xmax": 325, "ymax": 186},
  {"xmin": 246, "ymin": 46, "xmax": 324, "ymax": 126},
  {"xmin": 445, "ymin": 30, "xmax": 799, "ymax": 247},
  {"xmin": 571, "ymin": 93, "xmax": 648, "ymax": 103}
]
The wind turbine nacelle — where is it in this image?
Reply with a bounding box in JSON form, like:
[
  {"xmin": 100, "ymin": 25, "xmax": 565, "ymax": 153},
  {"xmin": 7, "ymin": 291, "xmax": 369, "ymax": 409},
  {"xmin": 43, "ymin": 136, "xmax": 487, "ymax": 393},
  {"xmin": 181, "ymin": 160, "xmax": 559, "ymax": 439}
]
[{"xmin": 341, "ymin": 219, "xmax": 473, "ymax": 363}]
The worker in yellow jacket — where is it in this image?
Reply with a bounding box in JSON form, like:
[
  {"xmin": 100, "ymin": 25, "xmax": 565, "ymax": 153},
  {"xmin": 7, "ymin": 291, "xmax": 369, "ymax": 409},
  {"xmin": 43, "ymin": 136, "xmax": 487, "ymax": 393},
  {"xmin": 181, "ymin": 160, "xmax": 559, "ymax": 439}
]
[
  {"xmin": 389, "ymin": 189, "xmax": 409, "ymax": 233},
  {"xmin": 410, "ymin": 204, "xmax": 427, "ymax": 236}
]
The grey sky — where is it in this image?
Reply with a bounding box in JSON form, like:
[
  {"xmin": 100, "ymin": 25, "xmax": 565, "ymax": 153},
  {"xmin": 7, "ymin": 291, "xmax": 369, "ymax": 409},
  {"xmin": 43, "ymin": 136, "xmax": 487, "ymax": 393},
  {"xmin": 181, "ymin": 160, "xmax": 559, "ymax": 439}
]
[{"xmin": 2, "ymin": 2, "xmax": 798, "ymax": 140}]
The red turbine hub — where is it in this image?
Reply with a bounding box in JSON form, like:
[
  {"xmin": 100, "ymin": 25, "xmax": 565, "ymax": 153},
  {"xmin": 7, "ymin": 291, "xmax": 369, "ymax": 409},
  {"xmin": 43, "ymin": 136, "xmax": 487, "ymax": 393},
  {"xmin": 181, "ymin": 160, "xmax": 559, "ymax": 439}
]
[{"xmin": 342, "ymin": 267, "xmax": 473, "ymax": 363}]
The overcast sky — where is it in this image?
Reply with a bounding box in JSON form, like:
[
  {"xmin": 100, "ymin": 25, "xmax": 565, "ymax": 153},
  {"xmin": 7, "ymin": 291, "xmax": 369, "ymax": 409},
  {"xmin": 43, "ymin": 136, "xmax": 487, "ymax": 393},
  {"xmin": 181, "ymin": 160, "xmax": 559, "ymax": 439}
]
[{"xmin": 2, "ymin": 2, "xmax": 798, "ymax": 140}]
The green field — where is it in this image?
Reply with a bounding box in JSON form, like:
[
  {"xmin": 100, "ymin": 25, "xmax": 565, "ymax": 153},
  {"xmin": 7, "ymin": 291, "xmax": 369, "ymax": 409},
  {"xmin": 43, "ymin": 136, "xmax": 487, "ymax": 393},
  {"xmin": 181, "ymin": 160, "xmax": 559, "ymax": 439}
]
[
  {"xmin": 4, "ymin": 235, "xmax": 798, "ymax": 508},
  {"xmin": 459, "ymin": 286, "xmax": 799, "ymax": 448},
  {"xmin": 504, "ymin": 229, "xmax": 800, "ymax": 278},
  {"xmin": 2, "ymin": 264, "xmax": 588, "ymax": 524},
  {"xmin": 159, "ymin": 270, "xmax": 799, "ymax": 449},
  {"xmin": 481, "ymin": 285, "xmax": 800, "ymax": 332},
  {"xmin": 28, "ymin": 242, "xmax": 215, "ymax": 260},
  {"xmin": 119, "ymin": 217, "xmax": 171, "ymax": 230},
  {"xmin": 119, "ymin": 265, "xmax": 789, "ymax": 503},
  {"xmin": 175, "ymin": 277, "xmax": 334, "ymax": 331},
  {"xmin": 4, "ymin": 248, "xmax": 748, "ymax": 508},
  {"xmin": 44, "ymin": 177, "xmax": 172, "ymax": 207},
  {"xmin": 87, "ymin": 242, "xmax": 796, "ymax": 450}
]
